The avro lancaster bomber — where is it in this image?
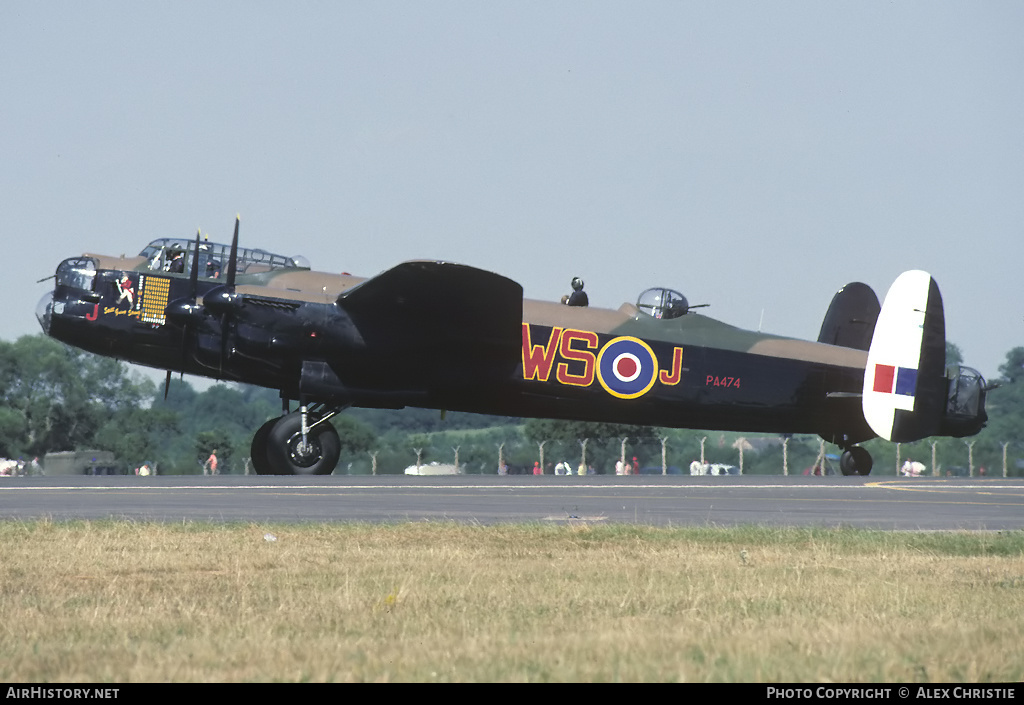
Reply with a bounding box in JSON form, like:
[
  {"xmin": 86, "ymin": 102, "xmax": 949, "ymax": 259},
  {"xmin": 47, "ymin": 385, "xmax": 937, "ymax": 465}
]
[{"xmin": 38, "ymin": 218, "xmax": 988, "ymax": 475}]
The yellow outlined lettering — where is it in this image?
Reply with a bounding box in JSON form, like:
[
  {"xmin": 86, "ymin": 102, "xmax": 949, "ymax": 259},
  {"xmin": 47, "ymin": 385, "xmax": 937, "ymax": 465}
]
[
  {"xmin": 522, "ymin": 324, "xmax": 562, "ymax": 382},
  {"xmin": 659, "ymin": 347, "xmax": 684, "ymax": 385},
  {"xmin": 556, "ymin": 329, "xmax": 598, "ymax": 387}
]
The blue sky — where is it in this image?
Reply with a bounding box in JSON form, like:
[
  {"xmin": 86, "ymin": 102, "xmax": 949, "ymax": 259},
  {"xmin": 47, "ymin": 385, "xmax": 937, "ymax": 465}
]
[{"xmin": 3, "ymin": 1, "xmax": 1022, "ymax": 380}]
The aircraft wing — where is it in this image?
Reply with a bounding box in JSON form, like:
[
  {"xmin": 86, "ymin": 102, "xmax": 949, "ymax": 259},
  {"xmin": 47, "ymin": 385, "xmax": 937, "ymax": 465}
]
[{"xmin": 339, "ymin": 261, "xmax": 524, "ymax": 384}]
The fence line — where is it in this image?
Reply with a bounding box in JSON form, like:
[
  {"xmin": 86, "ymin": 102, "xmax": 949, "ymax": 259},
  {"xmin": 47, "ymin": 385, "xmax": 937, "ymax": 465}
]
[{"xmin": 315, "ymin": 435, "xmax": 1023, "ymax": 477}]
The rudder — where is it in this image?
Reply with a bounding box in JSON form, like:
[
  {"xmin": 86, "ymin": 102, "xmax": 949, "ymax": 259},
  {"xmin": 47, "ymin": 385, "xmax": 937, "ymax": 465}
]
[
  {"xmin": 862, "ymin": 271, "xmax": 946, "ymax": 442},
  {"xmin": 818, "ymin": 282, "xmax": 880, "ymax": 351}
]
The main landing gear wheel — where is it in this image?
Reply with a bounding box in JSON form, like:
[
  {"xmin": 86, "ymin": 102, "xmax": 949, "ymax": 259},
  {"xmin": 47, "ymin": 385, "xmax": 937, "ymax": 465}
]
[
  {"xmin": 840, "ymin": 446, "xmax": 873, "ymax": 476},
  {"xmin": 250, "ymin": 418, "xmax": 277, "ymax": 475},
  {"xmin": 265, "ymin": 410, "xmax": 341, "ymax": 476}
]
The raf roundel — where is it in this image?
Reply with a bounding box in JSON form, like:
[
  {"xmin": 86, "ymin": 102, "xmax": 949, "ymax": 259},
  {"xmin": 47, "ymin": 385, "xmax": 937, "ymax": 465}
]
[{"xmin": 596, "ymin": 337, "xmax": 659, "ymax": 399}]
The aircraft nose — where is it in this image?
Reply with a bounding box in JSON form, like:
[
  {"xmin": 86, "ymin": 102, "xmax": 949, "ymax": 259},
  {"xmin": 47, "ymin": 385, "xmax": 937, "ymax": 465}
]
[{"xmin": 36, "ymin": 290, "xmax": 54, "ymax": 334}]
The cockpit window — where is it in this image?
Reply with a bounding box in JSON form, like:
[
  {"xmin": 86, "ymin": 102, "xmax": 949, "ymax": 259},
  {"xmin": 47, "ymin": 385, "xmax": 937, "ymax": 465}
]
[
  {"xmin": 138, "ymin": 238, "xmax": 308, "ymax": 278},
  {"xmin": 637, "ymin": 287, "xmax": 690, "ymax": 319},
  {"xmin": 56, "ymin": 257, "xmax": 97, "ymax": 291}
]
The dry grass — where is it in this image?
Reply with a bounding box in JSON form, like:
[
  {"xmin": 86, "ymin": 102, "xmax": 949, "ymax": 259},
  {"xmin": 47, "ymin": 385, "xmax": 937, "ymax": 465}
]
[{"xmin": 0, "ymin": 521, "xmax": 1021, "ymax": 682}]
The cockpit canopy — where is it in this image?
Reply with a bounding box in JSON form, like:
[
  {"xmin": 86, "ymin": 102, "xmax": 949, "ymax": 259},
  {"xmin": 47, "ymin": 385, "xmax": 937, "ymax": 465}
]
[
  {"xmin": 636, "ymin": 287, "xmax": 690, "ymax": 319},
  {"xmin": 138, "ymin": 238, "xmax": 309, "ymax": 279}
]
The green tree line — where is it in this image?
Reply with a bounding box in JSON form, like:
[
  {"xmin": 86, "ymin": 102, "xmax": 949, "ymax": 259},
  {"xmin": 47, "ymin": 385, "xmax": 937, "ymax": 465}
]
[{"xmin": 2, "ymin": 334, "xmax": 1022, "ymax": 475}]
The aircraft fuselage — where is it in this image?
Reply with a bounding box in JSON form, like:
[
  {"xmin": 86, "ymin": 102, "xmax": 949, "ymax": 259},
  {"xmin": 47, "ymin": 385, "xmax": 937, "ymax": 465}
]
[
  {"xmin": 36, "ymin": 233, "xmax": 987, "ymax": 475},
  {"xmin": 39, "ymin": 250, "xmax": 874, "ymax": 446}
]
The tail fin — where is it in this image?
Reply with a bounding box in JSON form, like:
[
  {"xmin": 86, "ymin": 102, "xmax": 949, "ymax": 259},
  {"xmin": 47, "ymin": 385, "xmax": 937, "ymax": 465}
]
[
  {"xmin": 818, "ymin": 282, "xmax": 880, "ymax": 351},
  {"xmin": 862, "ymin": 271, "xmax": 946, "ymax": 442}
]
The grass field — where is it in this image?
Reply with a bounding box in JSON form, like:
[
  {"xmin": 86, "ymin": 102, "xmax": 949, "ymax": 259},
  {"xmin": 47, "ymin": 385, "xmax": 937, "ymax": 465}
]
[{"xmin": 0, "ymin": 521, "xmax": 1021, "ymax": 682}]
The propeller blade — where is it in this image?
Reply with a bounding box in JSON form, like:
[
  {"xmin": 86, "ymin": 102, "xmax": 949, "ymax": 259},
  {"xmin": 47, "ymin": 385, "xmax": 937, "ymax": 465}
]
[
  {"xmin": 189, "ymin": 231, "xmax": 201, "ymax": 298},
  {"xmin": 220, "ymin": 215, "xmax": 240, "ymax": 373},
  {"xmin": 226, "ymin": 215, "xmax": 239, "ymax": 288},
  {"xmin": 219, "ymin": 312, "xmax": 229, "ymax": 374},
  {"xmin": 164, "ymin": 370, "xmax": 172, "ymax": 400},
  {"xmin": 174, "ymin": 231, "xmax": 203, "ymax": 369}
]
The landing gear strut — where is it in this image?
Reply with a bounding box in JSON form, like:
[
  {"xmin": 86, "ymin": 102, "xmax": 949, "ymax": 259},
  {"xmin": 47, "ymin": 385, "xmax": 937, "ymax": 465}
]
[
  {"xmin": 250, "ymin": 404, "xmax": 342, "ymax": 475},
  {"xmin": 840, "ymin": 446, "xmax": 873, "ymax": 476}
]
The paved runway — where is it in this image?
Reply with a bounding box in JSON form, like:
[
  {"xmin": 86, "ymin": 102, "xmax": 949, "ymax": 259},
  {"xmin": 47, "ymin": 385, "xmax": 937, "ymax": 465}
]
[{"xmin": 1, "ymin": 474, "xmax": 1022, "ymax": 529}]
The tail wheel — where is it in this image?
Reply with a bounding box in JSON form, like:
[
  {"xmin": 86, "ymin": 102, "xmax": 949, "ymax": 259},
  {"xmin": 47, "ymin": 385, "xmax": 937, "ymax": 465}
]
[
  {"xmin": 250, "ymin": 418, "xmax": 277, "ymax": 475},
  {"xmin": 840, "ymin": 447, "xmax": 873, "ymax": 476},
  {"xmin": 266, "ymin": 411, "xmax": 341, "ymax": 476}
]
